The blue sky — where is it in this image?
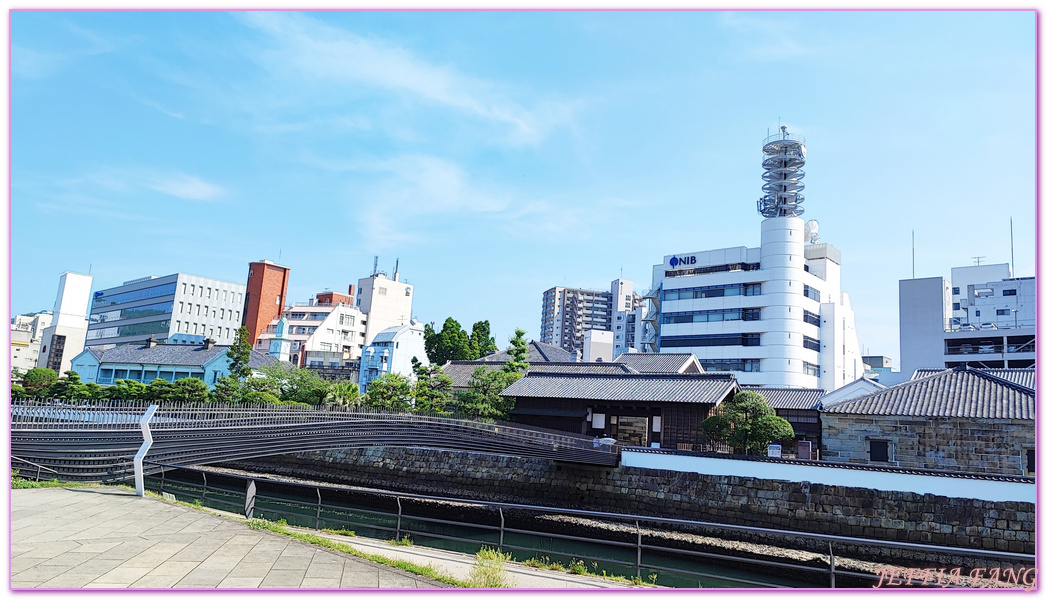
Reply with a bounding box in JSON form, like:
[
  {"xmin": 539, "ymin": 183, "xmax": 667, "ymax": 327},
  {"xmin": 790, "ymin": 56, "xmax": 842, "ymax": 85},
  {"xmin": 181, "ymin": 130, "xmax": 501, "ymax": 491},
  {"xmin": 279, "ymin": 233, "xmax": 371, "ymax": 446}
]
[{"xmin": 9, "ymin": 10, "xmax": 1035, "ymax": 364}]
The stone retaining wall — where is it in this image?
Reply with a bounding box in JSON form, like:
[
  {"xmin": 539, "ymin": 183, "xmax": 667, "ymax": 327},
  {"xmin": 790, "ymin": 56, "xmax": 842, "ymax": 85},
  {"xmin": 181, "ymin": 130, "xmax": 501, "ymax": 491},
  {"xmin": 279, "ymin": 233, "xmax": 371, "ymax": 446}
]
[{"xmin": 226, "ymin": 446, "xmax": 1035, "ymax": 558}]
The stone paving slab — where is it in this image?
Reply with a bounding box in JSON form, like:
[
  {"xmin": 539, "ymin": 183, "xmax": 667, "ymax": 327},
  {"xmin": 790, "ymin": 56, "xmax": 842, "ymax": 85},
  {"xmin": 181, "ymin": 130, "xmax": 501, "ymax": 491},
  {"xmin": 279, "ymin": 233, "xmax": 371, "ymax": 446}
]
[
  {"xmin": 11, "ymin": 486, "xmax": 640, "ymax": 589},
  {"xmin": 10, "ymin": 487, "xmax": 446, "ymax": 589}
]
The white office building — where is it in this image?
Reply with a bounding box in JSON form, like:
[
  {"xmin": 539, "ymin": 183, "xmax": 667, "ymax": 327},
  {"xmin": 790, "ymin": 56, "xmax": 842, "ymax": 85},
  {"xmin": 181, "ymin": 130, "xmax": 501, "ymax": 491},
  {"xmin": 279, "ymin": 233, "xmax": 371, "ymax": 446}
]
[
  {"xmin": 256, "ymin": 294, "xmax": 367, "ymax": 368},
  {"xmin": 38, "ymin": 272, "xmax": 94, "ymax": 374},
  {"xmin": 85, "ymin": 273, "xmax": 246, "ymax": 350},
  {"xmin": 644, "ymin": 128, "xmax": 863, "ymax": 391},
  {"xmin": 898, "ymin": 263, "xmax": 1034, "ymax": 379},
  {"xmin": 357, "ymin": 263, "xmax": 414, "ymax": 347}
]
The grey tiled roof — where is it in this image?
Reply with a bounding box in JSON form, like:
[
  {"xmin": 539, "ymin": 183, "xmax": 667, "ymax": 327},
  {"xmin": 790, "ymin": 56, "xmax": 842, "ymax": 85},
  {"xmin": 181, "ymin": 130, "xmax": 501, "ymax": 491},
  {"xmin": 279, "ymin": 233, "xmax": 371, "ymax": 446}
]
[
  {"xmin": 912, "ymin": 368, "xmax": 1035, "ymax": 389},
  {"xmin": 480, "ymin": 340, "xmax": 575, "ymax": 363},
  {"xmin": 93, "ymin": 343, "xmax": 277, "ymax": 370},
  {"xmin": 501, "ymin": 372, "xmax": 738, "ymax": 404},
  {"xmin": 613, "ymin": 353, "xmax": 701, "ymax": 373},
  {"xmin": 740, "ymin": 386, "xmax": 825, "ymax": 410},
  {"xmin": 822, "ymin": 367, "xmax": 1034, "ymax": 419},
  {"xmin": 441, "ymin": 361, "xmax": 632, "ymax": 388}
]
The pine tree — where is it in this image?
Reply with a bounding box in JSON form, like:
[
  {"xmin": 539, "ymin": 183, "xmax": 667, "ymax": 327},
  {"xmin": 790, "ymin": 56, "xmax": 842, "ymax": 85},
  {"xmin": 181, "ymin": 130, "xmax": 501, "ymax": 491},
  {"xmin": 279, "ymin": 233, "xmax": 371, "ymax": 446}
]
[{"xmin": 227, "ymin": 327, "xmax": 253, "ymax": 381}]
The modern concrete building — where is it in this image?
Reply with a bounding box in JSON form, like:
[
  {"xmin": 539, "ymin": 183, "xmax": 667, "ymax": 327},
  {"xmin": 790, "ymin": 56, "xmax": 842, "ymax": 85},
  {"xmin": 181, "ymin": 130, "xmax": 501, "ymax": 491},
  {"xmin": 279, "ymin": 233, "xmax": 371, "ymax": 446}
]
[
  {"xmin": 38, "ymin": 272, "xmax": 94, "ymax": 374},
  {"xmin": 898, "ymin": 263, "xmax": 1034, "ymax": 379},
  {"xmin": 581, "ymin": 329, "xmax": 614, "ymax": 362},
  {"xmin": 644, "ymin": 129, "xmax": 863, "ymax": 391},
  {"xmin": 357, "ymin": 321, "xmax": 429, "ymax": 394},
  {"xmin": 11, "ymin": 312, "xmax": 53, "ymax": 372},
  {"xmin": 357, "ymin": 261, "xmax": 414, "ymax": 347},
  {"xmin": 242, "ymin": 260, "xmax": 291, "ymax": 346},
  {"xmin": 85, "ymin": 273, "xmax": 246, "ymax": 350},
  {"xmin": 541, "ymin": 278, "xmax": 645, "ymax": 358}
]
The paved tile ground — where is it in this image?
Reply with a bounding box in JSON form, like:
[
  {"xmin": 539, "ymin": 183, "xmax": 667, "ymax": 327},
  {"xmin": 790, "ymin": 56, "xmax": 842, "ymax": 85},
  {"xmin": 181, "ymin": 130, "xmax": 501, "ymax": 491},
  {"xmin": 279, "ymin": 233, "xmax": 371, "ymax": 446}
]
[
  {"xmin": 11, "ymin": 486, "xmax": 444, "ymax": 589},
  {"xmin": 11, "ymin": 486, "xmax": 636, "ymax": 589}
]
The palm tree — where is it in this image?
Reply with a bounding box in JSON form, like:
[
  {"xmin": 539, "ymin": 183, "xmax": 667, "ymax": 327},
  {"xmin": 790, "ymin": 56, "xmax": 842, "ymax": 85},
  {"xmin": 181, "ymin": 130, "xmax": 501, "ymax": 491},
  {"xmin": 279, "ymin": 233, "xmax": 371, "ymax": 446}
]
[{"xmin": 324, "ymin": 381, "xmax": 360, "ymax": 407}]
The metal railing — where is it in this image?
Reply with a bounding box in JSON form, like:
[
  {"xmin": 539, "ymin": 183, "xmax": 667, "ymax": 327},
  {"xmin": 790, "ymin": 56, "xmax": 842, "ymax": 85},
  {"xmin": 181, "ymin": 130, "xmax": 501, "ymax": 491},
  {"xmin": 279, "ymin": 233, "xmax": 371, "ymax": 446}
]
[
  {"xmin": 144, "ymin": 463, "xmax": 1034, "ymax": 589},
  {"xmin": 11, "ymin": 401, "xmax": 620, "ymax": 483},
  {"xmin": 11, "ymin": 456, "xmax": 60, "ymax": 481}
]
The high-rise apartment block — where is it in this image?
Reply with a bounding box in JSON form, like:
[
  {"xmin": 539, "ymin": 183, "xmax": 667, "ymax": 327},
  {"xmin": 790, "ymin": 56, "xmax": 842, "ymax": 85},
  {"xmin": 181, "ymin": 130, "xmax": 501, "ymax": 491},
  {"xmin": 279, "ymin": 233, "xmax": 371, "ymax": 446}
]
[
  {"xmin": 898, "ymin": 263, "xmax": 1034, "ymax": 379},
  {"xmin": 38, "ymin": 272, "xmax": 93, "ymax": 374},
  {"xmin": 85, "ymin": 273, "xmax": 246, "ymax": 350},
  {"xmin": 644, "ymin": 128, "xmax": 864, "ymax": 391},
  {"xmin": 540, "ymin": 279, "xmax": 645, "ymax": 358},
  {"xmin": 242, "ymin": 260, "xmax": 290, "ymax": 345}
]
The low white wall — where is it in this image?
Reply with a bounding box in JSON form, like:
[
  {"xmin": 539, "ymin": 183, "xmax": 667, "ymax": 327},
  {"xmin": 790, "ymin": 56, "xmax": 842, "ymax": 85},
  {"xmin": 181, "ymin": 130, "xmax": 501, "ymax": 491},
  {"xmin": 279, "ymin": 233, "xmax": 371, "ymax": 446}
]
[{"xmin": 621, "ymin": 450, "xmax": 1033, "ymax": 504}]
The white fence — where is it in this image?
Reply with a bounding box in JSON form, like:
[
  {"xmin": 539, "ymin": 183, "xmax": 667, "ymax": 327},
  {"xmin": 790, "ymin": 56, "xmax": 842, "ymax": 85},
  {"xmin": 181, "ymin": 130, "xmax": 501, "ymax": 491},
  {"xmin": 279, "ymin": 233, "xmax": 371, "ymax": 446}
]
[{"xmin": 621, "ymin": 450, "xmax": 1033, "ymax": 503}]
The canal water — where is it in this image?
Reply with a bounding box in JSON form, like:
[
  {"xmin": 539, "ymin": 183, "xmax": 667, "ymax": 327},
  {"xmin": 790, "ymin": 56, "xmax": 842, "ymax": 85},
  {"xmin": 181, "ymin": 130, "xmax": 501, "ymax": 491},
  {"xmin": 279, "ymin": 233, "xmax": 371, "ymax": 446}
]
[{"xmin": 148, "ymin": 470, "xmax": 813, "ymax": 589}]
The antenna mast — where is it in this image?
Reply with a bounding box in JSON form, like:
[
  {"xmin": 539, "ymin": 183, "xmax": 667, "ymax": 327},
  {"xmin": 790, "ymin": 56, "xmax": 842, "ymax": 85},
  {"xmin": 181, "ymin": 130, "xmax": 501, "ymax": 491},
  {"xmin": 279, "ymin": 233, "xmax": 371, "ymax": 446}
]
[
  {"xmin": 372, "ymin": 256, "xmax": 379, "ymax": 276},
  {"xmin": 1010, "ymin": 217, "xmax": 1015, "ymax": 275},
  {"xmin": 911, "ymin": 230, "xmax": 915, "ymax": 279}
]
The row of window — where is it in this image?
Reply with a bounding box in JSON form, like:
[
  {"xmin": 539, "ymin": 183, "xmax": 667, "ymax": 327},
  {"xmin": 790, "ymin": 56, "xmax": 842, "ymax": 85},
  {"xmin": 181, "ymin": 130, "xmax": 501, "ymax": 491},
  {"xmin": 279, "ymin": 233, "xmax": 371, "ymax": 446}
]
[
  {"xmin": 803, "ymin": 310, "xmax": 821, "ymax": 326},
  {"xmin": 803, "ymin": 361, "xmax": 820, "ymax": 377},
  {"xmin": 702, "ymin": 358, "xmax": 761, "ymax": 372},
  {"xmin": 92, "ymin": 302, "xmax": 172, "ymax": 324},
  {"xmin": 98, "ymin": 369, "xmax": 203, "ymax": 384},
  {"xmin": 660, "ymin": 333, "xmax": 761, "ymax": 348},
  {"xmin": 803, "ymin": 336, "xmax": 821, "ymax": 351},
  {"xmin": 92, "ymin": 283, "xmax": 177, "ymax": 310},
  {"xmin": 177, "ymin": 302, "xmax": 239, "ymax": 322},
  {"xmin": 803, "ymin": 285, "xmax": 821, "ymax": 302},
  {"xmin": 666, "ymin": 262, "xmax": 761, "ymax": 278},
  {"xmin": 661, "ymin": 308, "xmax": 762, "ymax": 324},
  {"xmin": 175, "ymin": 321, "xmax": 232, "ymax": 339},
  {"xmin": 87, "ymin": 320, "xmax": 171, "ymax": 340},
  {"xmin": 181, "ymin": 282, "xmax": 241, "ymax": 305},
  {"xmin": 288, "ymin": 312, "xmax": 327, "ymax": 321},
  {"xmin": 663, "ymin": 283, "xmax": 762, "ymax": 301}
]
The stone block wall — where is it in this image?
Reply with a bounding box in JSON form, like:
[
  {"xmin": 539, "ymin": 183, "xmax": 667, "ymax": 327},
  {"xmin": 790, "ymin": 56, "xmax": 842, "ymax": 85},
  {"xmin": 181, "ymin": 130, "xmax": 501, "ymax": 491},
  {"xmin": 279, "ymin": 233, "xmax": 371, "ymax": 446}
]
[
  {"xmin": 821, "ymin": 415, "xmax": 1033, "ymax": 476},
  {"xmin": 227, "ymin": 446, "xmax": 1034, "ymax": 558}
]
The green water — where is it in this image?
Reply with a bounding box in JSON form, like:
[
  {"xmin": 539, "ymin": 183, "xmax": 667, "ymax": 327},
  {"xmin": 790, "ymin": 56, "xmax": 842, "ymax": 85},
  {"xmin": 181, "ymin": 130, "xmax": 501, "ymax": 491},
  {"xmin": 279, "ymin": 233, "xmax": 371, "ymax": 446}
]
[{"xmin": 149, "ymin": 473, "xmax": 813, "ymax": 588}]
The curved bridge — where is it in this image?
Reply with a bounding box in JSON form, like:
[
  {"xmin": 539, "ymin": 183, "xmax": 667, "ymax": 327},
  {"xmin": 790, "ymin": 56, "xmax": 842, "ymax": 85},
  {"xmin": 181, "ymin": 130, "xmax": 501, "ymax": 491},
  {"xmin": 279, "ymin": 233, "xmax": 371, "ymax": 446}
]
[{"xmin": 11, "ymin": 401, "xmax": 619, "ymax": 483}]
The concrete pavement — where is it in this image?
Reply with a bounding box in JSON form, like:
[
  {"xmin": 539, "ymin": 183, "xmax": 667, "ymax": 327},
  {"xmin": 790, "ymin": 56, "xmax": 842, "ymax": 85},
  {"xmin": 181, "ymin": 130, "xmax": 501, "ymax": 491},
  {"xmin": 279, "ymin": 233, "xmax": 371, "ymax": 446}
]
[{"xmin": 10, "ymin": 486, "xmax": 636, "ymax": 589}]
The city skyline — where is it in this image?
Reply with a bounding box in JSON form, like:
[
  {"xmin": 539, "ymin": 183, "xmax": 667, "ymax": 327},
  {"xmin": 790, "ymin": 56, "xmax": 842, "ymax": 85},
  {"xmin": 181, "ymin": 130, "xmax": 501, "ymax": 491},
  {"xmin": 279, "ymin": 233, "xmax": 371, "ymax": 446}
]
[{"xmin": 10, "ymin": 10, "xmax": 1035, "ymax": 364}]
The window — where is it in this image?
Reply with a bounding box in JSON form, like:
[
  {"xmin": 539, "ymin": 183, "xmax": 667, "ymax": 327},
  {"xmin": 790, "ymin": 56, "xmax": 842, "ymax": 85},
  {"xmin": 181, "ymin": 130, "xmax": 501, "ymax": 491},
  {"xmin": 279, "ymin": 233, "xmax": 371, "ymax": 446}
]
[
  {"xmin": 616, "ymin": 325, "xmax": 623, "ymax": 330},
  {"xmin": 207, "ymin": 287, "xmax": 212, "ymax": 299},
  {"xmin": 803, "ymin": 310, "xmax": 821, "ymax": 326},
  {"xmin": 235, "ymin": 311, "xmax": 240, "ymax": 322},
  {"xmin": 803, "ymin": 336, "xmax": 821, "ymax": 351},
  {"xmin": 660, "ymin": 333, "xmax": 760, "ymax": 348},
  {"xmin": 803, "ymin": 361, "xmax": 819, "ymax": 376},
  {"xmin": 1026, "ymin": 448, "xmax": 1035, "ymax": 474},
  {"xmin": 223, "ymin": 290, "xmax": 228, "ymax": 301},
  {"xmin": 952, "ymin": 303, "xmax": 961, "ymax": 311},
  {"xmin": 869, "ymin": 440, "xmax": 890, "ymax": 462},
  {"xmin": 804, "ymin": 285, "xmax": 821, "ymax": 301},
  {"xmin": 182, "ymin": 283, "xmax": 187, "ymax": 294},
  {"xmin": 220, "ymin": 309, "xmax": 225, "ymax": 320},
  {"xmin": 703, "ymin": 358, "xmax": 760, "ymax": 372},
  {"xmin": 952, "ymin": 287, "xmax": 960, "ymax": 295},
  {"xmin": 379, "ymin": 287, "xmax": 388, "ymax": 296},
  {"xmin": 997, "ymin": 309, "xmax": 1011, "ymax": 316},
  {"xmin": 1003, "ymin": 289, "xmax": 1017, "ymax": 296},
  {"xmin": 975, "ymin": 310, "xmax": 981, "ymax": 317},
  {"xmin": 276, "ymin": 295, "xmax": 281, "ymax": 307},
  {"xmin": 191, "ymin": 285, "xmax": 196, "ymax": 295},
  {"xmin": 179, "ymin": 302, "xmax": 184, "ymax": 314}
]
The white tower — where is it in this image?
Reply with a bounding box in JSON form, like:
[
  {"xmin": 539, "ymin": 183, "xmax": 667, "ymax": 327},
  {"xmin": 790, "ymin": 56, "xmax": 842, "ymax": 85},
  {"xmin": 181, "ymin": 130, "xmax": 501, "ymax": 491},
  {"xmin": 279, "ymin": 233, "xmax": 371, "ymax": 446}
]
[{"xmin": 759, "ymin": 127, "xmax": 818, "ymax": 387}]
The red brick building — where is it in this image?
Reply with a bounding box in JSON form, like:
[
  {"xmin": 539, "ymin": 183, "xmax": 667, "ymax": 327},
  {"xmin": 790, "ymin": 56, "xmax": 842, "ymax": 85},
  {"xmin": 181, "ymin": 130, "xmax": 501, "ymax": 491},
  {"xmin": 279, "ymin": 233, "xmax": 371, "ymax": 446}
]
[{"xmin": 242, "ymin": 260, "xmax": 290, "ymax": 345}]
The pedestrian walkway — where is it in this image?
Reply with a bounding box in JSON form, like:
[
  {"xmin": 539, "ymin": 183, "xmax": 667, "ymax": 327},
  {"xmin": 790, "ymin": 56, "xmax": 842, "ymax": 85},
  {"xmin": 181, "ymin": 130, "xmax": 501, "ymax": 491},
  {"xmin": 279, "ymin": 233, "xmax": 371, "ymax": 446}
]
[{"xmin": 10, "ymin": 486, "xmax": 635, "ymax": 589}]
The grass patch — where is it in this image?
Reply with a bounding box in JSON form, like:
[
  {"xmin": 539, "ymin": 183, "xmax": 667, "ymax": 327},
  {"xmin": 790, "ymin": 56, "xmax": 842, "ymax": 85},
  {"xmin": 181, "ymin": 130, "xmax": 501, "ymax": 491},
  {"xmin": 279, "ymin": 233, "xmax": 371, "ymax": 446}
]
[
  {"xmin": 466, "ymin": 547, "xmax": 513, "ymax": 588},
  {"xmin": 389, "ymin": 534, "xmax": 413, "ymax": 547},
  {"xmin": 11, "ymin": 472, "xmax": 96, "ymax": 490},
  {"xmin": 520, "ymin": 554, "xmax": 654, "ymax": 587},
  {"xmin": 320, "ymin": 527, "xmax": 356, "ymax": 537}
]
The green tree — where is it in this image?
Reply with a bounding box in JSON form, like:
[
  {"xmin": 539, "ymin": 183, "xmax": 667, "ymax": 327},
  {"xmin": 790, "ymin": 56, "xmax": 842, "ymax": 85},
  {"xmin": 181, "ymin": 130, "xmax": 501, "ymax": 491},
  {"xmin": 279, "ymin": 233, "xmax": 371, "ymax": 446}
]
[
  {"xmin": 502, "ymin": 328, "xmax": 530, "ymax": 375},
  {"xmin": 411, "ymin": 358, "xmax": 453, "ymax": 414},
  {"xmin": 227, "ymin": 327, "xmax": 254, "ymax": 381},
  {"xmin": 242, "ymin": 390, "xmax": 280, "ymax": 405},
  {"xmin": 424, "ymin": 318, "xmax": 475, "ymax": 364},
  {"xmin": 324, "ymin": 381, "xmax": 361, "ymax": 407},
  {"xmin": 258, "ymin": 363, "xmax": 329, "ymax": 405},
  {"xmin": 211, "ymin": 376, "xmax": 243, "ymax": 404},
  {"xmin": 701, "ymin": 391, "xmax": 794, "ymax": 455},
  {"xmin": 469, "ymin": 321, "xmax": 498, "ymax": 358},
  {"xmin": 362, "ymin": 372, "xmax": 414, "ymax": 412},
  {"xmin": 49, "ymin": 371, "xmax": 87, "ymax": 400},
  {"xmin": 11, "ymin": 367, "xmax": 26, "ymax": 385},
  {"xmin": 456, "ymin": 366, "xmax": 520, "ymax": 421},
  {"xmin": 82, "ymin": 382, "xmax": 105, "ymax": 402},
  {"xmin": 21, "ymin": 367, "xmax": 58, "ymax": 397},
  {"xmin": 106, "ymin": 379, "xmax": 147, "ymax": 401},
  {"xmin": 10, "ymin": 384, "xmax": 26, "ymax": 400},
  {"xmin": 170, "ymin": 378, "xmax": 211, "ymax": 403},
  {"xmin": 146, "ymin": 378, "xmax": 178, "ymax": 403}
]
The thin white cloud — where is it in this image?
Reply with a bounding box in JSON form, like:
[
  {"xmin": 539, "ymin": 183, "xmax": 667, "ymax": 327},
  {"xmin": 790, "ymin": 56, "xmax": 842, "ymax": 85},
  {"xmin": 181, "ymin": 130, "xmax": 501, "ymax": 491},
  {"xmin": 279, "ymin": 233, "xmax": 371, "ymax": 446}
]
[
  {"xmin": 147, "ymin": 174, "xmax": 225, "ymax": 201},
  {"xmin": 12, "ymin": 21, "xmax": 119, "ymax": 79},
  {"xmin": 233, "ymin": 11, "xmax": 577, "ymax": 146},
  {"xmin": 718, "ymin": 12, "xmax": 818, "ymax": 60}
]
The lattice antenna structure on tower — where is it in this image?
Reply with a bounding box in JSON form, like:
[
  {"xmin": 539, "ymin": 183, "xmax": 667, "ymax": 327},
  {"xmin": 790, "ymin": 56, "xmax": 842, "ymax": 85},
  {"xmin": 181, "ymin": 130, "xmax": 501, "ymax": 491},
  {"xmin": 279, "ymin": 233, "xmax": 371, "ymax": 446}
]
[{"xmin": 758, "ymin": 125, "xmax": 807, "ymax": 218}]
